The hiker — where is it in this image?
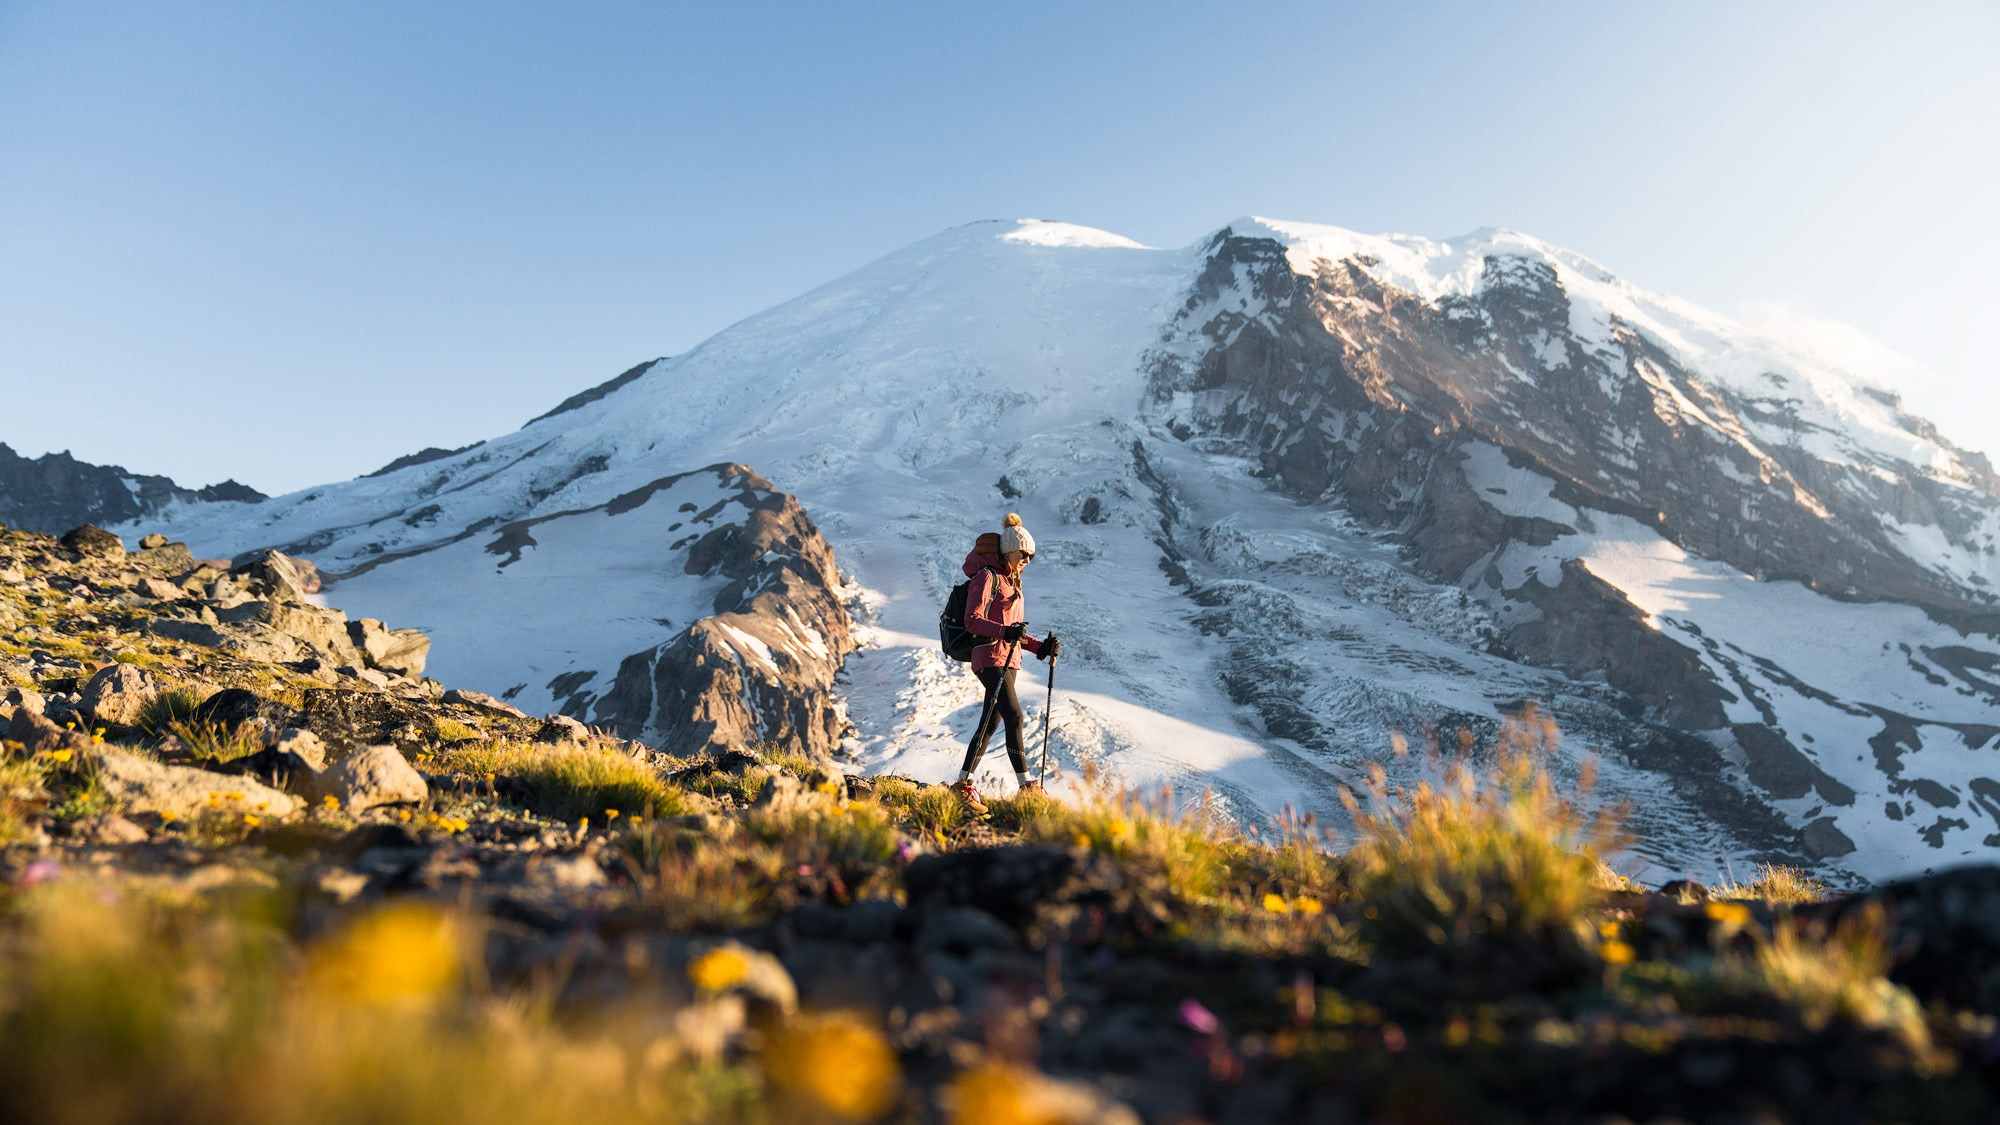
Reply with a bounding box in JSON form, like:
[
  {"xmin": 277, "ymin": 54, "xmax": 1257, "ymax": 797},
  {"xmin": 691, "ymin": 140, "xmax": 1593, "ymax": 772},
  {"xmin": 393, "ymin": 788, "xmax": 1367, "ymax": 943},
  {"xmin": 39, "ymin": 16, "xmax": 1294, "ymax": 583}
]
[{"xmin": 953, "ymin": 513, "xmax": 1060, "ymax": 812}]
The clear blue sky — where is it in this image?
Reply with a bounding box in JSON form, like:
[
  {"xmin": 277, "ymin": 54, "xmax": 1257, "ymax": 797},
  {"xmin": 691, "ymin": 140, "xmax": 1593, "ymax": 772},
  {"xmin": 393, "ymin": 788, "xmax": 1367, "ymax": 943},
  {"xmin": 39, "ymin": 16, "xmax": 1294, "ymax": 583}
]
[{"xmin": 4, "ymin": 1, "xmax": 1994, "ymax": 493}]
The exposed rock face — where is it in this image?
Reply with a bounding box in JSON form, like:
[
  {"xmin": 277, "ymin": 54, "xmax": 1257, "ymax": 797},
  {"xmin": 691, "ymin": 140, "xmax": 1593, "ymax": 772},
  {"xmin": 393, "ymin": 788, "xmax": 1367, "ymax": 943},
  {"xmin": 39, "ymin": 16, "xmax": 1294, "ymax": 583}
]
[
  {"xmin": 348, "ymin": 618, "xmax": 430, "ymax": 678},
  {"xmin": 0, "ymin": 442, "xmax": 263, "ymax": 534},
  {"xmin": 592, "ymin": 465, "xmax": 855, "ymax": 756},
  {"xmin": 1143, "ymin": 223, "xmax": 2000, "ymax": 870}
]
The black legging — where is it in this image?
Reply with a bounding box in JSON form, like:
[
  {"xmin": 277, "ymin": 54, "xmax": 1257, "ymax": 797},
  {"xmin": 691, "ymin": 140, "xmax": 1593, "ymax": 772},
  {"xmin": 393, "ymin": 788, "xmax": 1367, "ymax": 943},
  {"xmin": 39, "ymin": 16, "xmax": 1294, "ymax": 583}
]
[{"xmin": 960, "ymin": 666, "xmax": 1027, "ymax": 775}]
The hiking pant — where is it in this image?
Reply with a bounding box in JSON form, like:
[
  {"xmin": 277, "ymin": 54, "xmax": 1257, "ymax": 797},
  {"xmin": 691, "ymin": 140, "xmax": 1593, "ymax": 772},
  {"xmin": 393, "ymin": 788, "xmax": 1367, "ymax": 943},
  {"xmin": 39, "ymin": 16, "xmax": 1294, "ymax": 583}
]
[{"xmin": 961, "ymin": 666, "xmax": 1028, "ymax": 775}]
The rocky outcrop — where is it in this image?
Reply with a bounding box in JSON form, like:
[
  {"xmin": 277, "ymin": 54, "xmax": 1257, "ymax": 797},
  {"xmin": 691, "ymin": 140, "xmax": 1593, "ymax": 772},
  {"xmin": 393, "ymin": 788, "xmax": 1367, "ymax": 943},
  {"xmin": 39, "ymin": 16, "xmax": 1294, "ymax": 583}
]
[
  {"xmin": 0, "ymin": 442, "xmax": 263, "ymax": 534},
  {"xmin": 591, "ymin": 464, "xmax": 854, "ymax": 757}
]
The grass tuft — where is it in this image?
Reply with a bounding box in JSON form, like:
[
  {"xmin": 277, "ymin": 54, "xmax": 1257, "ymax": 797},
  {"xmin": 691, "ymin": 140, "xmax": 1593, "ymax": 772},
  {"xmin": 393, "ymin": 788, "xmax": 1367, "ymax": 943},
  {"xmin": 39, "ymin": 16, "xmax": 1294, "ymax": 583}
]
[{"xmin": 435, "ymin": 739, "xmax": 695, "ymax": 822}]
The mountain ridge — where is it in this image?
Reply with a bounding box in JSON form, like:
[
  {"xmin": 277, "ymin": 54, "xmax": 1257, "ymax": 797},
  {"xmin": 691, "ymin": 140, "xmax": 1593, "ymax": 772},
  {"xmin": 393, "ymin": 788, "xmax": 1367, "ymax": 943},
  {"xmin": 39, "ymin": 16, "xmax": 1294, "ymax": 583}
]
[{"xmin": 116, "ymin": 215, "xmax": 2000, "ymax": 881}]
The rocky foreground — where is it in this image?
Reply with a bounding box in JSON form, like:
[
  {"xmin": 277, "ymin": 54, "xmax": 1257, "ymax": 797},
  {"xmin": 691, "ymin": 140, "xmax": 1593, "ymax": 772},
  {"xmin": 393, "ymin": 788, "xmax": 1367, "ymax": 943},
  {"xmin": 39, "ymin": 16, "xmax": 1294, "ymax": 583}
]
[{"xmin": 2, "ymin": 523, "xmax": 1998, "ymax": 1123}]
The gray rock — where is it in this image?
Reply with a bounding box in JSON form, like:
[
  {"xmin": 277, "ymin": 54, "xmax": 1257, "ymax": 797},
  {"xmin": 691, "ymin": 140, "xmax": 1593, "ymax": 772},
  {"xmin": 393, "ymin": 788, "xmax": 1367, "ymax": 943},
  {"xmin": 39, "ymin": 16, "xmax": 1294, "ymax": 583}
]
[
  {"xmin": 534, "ymin": 714, "xmax": 590, "ymax": 744},
  {"xmin": 918, "ymin": 905, "xmax": 1019, "ymax": 954},
  {"xmin": 751, "ymin": 772, "xmax": 816, "ymax": 818},
  {"xmin": 149, "ymin": 617, "xmax": 230, "ymax": 648},
  {"xmin": 6, "ymin": 707, "xmax": 86, "ymax": 754},
  {"xmin": 272, "ymin": 727, "xmax": 328, "ymax": 771},
  {"xmin": 348, "ymin": 617, "xmax": 431, "ymax": 678},
  {"xmin": 218, "ymin": 600, "xmax": 360, "ymax": 664},
  {"xmin": 310, "ymin": 744, "xmax": 427, "ymax": 813},
  {"xmin": 59, "ymin": 524, "xmax": 124, "ymax": 560},
  {"xmin": 93, "ymin": 747, "xmax": 301, "ymax": 818},
  {"xmin": 2, "ymin": 685, "xmax": 46, "ymax": 720},
  {"xmin": 229, "ymin": 549, "xmax": 320, "ymax": 602},
  {"xmin": 441, "ymin": 688, "xmax": 529, "ymax": 719},
  {"xmin": 0, "ymin": 565, "xmax": 26, "ymax": 585},
  {"xmin": 134, "ymin": 576, "xmax": 182, "ymax": 601},
  {"xmin": 81, "ymin": 662, "xmax": 158, "ymax": 727},
  {"xmin": 91, "ymin": 814, "xmax": 150, "ymax": 844}
]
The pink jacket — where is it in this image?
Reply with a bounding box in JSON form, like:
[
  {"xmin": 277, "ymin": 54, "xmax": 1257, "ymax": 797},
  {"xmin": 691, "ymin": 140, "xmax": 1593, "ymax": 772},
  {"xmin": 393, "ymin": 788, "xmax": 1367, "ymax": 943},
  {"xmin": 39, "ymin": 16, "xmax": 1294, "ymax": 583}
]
[{"xmin": 962, "ymin": 550, "xmax": 1043, "ymax": 671}]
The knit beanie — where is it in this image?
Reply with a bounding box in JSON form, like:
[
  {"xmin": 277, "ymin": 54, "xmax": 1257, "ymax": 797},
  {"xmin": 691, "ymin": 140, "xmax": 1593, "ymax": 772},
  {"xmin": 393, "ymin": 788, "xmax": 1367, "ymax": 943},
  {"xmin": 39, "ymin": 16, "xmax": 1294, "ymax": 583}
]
[{"xmin": 1000, "ymin": 512, "xmax": 1036, "ymax": 556}]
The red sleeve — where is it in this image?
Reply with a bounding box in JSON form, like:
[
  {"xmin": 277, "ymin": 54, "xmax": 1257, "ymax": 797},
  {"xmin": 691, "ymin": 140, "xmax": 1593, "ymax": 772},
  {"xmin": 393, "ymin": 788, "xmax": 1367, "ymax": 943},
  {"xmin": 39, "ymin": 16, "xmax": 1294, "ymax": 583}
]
[
  {"xmin": 964, "ymin": 571, "xmax": 1007, "ymax": 639},
  {"xmin": 1021, "ymin": 633, "xmax": 1043, "ymax": 656}
]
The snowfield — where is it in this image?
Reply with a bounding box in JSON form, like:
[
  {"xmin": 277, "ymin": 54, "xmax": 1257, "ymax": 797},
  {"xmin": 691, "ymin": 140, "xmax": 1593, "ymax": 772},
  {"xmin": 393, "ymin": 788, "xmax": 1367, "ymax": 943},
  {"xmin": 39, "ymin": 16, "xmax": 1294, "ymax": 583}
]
[{"xmin": 128, "ymin": 216, "xmax": 2000, "ymax": 884}]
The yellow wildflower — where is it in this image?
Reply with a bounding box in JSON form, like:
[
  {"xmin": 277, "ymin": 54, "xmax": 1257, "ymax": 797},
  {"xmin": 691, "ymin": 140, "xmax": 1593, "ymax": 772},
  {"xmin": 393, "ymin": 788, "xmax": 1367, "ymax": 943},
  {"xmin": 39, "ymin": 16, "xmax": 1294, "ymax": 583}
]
[
  {"xmin": 46, "ymin": 748, "xmax": 73, "ymax": 764},
  {"xmin": 1600, "ymin": 939, "xmax": 1636, "ymax": 965},
  {"xmin": 605, "ymin": 808, "xmax": 620, "ymax": 820},
  {"xmin": 577, "ymin": 816, "xmax": 590, "ymax": 834},
  {"xmin": 396, "ymin": 808, "xmax": 414, "ymax": 823},
  {"xmin": 1263, "ymin": 893, "xmax": 1290, "ymax": 915},
  {"xmin": 764, "ymin": 1011, "xmax": 901, "ymax": 1120},
  {"xmin": 242, "ymin": 814, "xmax": 261, "ymax": 829},
  {"xmin": 1293, "ymin": 896, "xmax": 1324, "ymax": 917},
  {"xmin": 158, "ymin": 810, "xmax": 179, "ymax": 825},
  {"xmin": 688, "ymin": 946, "xmax": 752, "ymax": 993},
  {"xmin": 1598, "ymin": 919, "xmax": 1622, "ymax": 940},
  {"xmin": 1072, "ymin": 833, "xmax": 1091, "ymax": 850},
  {"xmin": 305, "ymin": 903, "xmax": 463, "ymax": 1009}
]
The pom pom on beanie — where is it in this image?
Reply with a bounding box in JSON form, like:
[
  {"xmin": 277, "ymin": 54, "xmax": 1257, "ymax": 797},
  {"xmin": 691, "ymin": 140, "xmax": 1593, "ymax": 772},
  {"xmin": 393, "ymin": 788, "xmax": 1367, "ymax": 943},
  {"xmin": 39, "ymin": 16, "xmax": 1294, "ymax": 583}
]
[{"xmin": 1000, "ymin": 513, "xmax": 1036, "ymax": 556}]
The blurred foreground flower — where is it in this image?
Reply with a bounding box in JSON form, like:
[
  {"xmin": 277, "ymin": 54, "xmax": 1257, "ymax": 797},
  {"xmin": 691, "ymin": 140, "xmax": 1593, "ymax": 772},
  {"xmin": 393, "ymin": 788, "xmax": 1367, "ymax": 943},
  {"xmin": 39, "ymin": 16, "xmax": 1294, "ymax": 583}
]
[
  {"xmin": 765, "ymin": 1011, "xmax": 901, "ymax": 1120},
  {"xmin": 305, "ymin": 902, "xmax": 464, "ymax": 1009}
]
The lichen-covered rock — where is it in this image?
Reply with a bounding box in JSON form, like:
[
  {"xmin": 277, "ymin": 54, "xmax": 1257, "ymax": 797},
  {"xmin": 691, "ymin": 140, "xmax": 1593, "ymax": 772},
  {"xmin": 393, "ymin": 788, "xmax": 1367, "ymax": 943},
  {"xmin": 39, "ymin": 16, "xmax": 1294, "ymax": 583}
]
[
  {"xmin": 93, "ymin": 747, "xmax": 300, "ymax": 817},
  {"xmin": 80, "ymin": 662, "xmax": 158, "ymax": 727},
  {"xmin": 59, "ymin": 524, "xmax": 125, "ymax": 560},
  {"xmin": 309, "ymin": 743, "xmax": 427, "ymax": 813}
]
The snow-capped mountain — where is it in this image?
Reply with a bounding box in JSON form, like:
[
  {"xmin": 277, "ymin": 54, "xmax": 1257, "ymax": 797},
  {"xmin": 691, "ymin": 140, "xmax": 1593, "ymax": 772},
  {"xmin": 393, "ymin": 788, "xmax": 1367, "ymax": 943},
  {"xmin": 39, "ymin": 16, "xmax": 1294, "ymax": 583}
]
[{"xmin": 124, "ymin": 217, "xmax": 2000, "ymax": 883}]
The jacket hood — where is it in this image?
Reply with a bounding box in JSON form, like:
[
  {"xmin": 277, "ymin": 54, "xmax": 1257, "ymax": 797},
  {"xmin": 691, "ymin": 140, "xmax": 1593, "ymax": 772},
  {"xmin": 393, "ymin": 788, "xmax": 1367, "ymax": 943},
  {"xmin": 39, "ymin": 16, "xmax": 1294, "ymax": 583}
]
[{"xmin": 962, "ymin": 549, "xmax": 1002, "ymax": 578}]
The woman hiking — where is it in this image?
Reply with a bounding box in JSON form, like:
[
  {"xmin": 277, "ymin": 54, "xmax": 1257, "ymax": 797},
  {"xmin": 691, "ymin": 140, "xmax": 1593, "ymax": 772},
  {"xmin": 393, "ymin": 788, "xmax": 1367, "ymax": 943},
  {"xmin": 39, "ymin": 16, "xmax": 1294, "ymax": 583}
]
[{"xmin": 954, "ymin": 512, "xmax": 1060, "ymax": 813}]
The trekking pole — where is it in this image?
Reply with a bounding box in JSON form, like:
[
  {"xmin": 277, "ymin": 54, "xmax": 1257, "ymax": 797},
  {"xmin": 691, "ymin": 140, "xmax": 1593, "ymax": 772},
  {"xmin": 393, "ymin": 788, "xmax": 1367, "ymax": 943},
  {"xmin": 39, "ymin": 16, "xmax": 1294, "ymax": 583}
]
[{"xmin": 1039, "ymin": 638, "xmax": 1058, "ymax": 786}]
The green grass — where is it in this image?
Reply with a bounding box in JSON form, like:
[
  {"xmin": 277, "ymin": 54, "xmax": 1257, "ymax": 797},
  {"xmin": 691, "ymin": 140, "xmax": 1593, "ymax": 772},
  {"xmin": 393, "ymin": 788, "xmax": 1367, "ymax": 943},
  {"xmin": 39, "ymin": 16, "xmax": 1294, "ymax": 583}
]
[
  {"xmin": 991, "ymin": 777, "xmax": 1242, "ymax": 902},
  {"xmin": 136, "ymin": 688, "xmax": 202, "ymax": 737},
  {"xmin": 436, "ymin": 739, "xmax": 697, "ymax": 822},
  {"xmin": 167, "ymin": 719, "xmax": 266, "ymax": 764}
]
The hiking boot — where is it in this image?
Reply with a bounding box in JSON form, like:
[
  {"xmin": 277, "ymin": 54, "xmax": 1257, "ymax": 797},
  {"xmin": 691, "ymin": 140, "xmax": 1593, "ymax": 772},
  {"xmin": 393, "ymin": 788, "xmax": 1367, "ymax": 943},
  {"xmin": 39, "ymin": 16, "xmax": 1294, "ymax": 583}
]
[
  {"xmin": 1018, "ymin": 779, "xmax": 1045, "ymax": 796},
  {"xmin": 951, "ymin": 779, "xmax": 988, "ymax": 815}
]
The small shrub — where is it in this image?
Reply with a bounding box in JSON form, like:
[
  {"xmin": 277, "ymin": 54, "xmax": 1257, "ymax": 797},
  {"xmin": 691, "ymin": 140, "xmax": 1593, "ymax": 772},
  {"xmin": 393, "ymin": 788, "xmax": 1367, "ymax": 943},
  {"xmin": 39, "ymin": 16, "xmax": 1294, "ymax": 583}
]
[{"xmin": 872, "ymin": 779, "xmax": 966, "ymax": 837}]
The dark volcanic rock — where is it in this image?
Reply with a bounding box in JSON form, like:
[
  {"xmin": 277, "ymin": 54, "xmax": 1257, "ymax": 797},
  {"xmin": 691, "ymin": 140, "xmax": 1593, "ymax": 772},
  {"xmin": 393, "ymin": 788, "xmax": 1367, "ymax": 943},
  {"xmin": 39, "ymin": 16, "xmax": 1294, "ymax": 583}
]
[{"xmin": 0, "ymin": 442, "xmax": 263, "ymax": 534}]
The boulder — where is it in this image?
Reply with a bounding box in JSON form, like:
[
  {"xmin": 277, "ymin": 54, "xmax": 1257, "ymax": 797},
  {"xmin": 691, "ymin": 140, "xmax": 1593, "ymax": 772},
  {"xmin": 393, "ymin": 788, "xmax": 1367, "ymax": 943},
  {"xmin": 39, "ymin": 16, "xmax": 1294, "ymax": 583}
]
[
  {"xmin": 534, "ymin": 714, "xmax": 590, "ymax": 744},
  {"xmin": 138, "ymin": 533, "xmax": 168, "ymax": 549},
  {"xmin": 271, "ymin": 727, "xmax": 328, "ymax": 771},
  {"xmin": 218, "ymin": 600, "xmax": 360, "ymax": 664},
  {"xmin": 441, "ymin": 688, "xmax": 529, "ymax": 720},
  {"xmin": 751, "ymin": 772, "xmax": 817, "ymax": 818},
  {"xmin": 229, "ymin": 549, "xmax": 321, "ymax": 602},
  {"xmin": 348, "ymin": 618, "xmax": 431, "ymax": 678},
  {"xmin": 90, "ymin": 814, "xmax": 150, "ymax": 845},
  {"xmin": 2, "ymin": 685, "xmax": 46, "ymax": 720},
  {"xmin": 134, "ymin": 576, "xmax": 183, "ymax": 601},
  {"xmin": 59, "ymin": 524, "xmax": 124, "ymax": 560},
  {"xmin": 308, "ymin": 744, "xmax": 427, "ymax": 813},
  {"xmin": 93, "ymin": 747, "xmax": 300, "ymax": 817},
  {"xmin": 188, "ymin": 688, "xmax": 298, "ymax": 747},
  {"xmin": 5, "ymin": 707, "xmax": 87, "ymax": 754},
  {"xmin": 81, "ymin": 662, "xmax": 159, "ymax": 728}
]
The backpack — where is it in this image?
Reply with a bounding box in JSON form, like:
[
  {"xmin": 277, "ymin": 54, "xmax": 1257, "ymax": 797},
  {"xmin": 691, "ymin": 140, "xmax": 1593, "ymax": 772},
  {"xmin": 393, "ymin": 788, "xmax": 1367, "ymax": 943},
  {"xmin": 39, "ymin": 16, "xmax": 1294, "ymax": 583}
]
[
  {"xmin": 938, "ymin": 531, "xmax": 1003, "ymax": 662},
  {"xmin": 939, "ymin": 579, "xmax": 980, "ymax": 662}
]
